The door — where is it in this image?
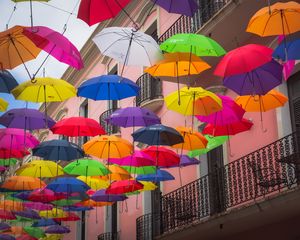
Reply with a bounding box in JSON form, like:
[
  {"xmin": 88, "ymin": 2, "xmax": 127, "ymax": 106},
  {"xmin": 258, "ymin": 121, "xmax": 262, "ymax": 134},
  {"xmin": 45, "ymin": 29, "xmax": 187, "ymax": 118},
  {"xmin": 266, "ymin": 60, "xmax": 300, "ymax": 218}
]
[
  {"xmin": 288, "ymin": 72, "xmax": 300, "ymax": 132},
  {"xmin": 151, "ymin": 187, "xmax": 162, "ymax": 238},
  {"xmin": 111, "ymin": 203, "xmax": 118, "ymax": 239}
]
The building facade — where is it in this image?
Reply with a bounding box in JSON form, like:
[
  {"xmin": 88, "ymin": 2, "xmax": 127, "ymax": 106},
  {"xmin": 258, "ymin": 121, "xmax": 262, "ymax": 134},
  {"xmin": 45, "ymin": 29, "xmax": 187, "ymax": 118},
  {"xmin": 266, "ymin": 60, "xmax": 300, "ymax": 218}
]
[{"xmin": 39, "ymin": 0, "xmax": 300, "ymax": 239}]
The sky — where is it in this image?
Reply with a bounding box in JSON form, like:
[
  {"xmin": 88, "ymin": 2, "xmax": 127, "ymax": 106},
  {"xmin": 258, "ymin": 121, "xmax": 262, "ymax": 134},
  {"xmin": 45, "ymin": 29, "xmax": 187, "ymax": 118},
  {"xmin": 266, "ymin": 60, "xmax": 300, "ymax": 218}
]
[{"xmin": 0, "ymin": 0, "xmax": 97, "ymax": 110}]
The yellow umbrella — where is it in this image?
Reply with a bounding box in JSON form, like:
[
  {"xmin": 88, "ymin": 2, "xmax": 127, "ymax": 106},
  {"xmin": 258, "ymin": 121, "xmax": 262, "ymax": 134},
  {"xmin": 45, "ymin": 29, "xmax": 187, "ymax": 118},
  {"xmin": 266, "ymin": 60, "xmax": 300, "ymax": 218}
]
[
  {"xmin": 76, "ymin": 176, "xmax": 109, "ymax": 190},
  {"xmin": 40, "ymin": 235, "xmax": 63, "ymax": 240},
  {"xmin": 15, "ymin": 160, "xmax": 64, "ymax": 178},
  {"xmin": 0, "ymin": 98, "xmax": 8, "ymax": 112},
  {"xmin": 39, "ymin": 208, "xmax": 66, "ymax": 218},
  {"xmin": 139, "ymin": 181, "xmax": 157, "ymax": 192}
]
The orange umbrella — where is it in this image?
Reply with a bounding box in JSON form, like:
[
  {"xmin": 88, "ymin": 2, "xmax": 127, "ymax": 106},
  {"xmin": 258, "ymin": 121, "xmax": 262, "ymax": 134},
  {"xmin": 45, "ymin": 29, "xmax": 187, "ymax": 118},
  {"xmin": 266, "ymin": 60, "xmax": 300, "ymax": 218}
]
[
  {"xmin": 100, "ymin": 165, "xmax": 131, "ymax": 181},
  {"xmin": 247, "ymin": 1, "xmax": 300, "ymax": 36},
  {"xmin": 3, "ymin": 226, "xmax": 25, "ymax": 236},
  {"xmin": 77, "ymin": 199, "xmax": 113, "ymax": 207},
  {"xmin": 0, "ymin": 200, "xmax": 24, "ymax": 211},
  {"xmin": 1, "ymin": 176, "xmax": 46, "ymax": 191}
]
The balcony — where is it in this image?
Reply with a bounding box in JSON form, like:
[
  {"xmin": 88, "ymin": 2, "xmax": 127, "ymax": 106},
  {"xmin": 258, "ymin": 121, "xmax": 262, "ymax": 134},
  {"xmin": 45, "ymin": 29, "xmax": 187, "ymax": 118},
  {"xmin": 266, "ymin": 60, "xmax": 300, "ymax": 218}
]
[
  {"xmin": 136, "ymin": 132, "xmax": 300, "ymax": 239},
  {"xmin": 136, "ymin": 73, "xmax": 163, "ymax": 112},
  {"xmin": 99, "ymin": 109, "xmax": 120, "ymax": 135},
  {"xmin": 98, "ymin": 232, "xmax": 120, "ymax": 240}
]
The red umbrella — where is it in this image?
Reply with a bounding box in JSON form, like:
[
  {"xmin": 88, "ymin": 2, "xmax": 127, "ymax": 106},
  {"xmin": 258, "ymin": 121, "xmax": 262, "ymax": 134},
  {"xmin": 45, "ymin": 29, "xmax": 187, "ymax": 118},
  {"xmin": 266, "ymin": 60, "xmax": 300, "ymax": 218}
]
[
  {"xmin": 142, "ymin": 146, "xmax": 180, "ymax": 167},
  {"xmin": 54, "ymin": 212, "xmax": 80, "ymax": 222},
  {"xmin": 106, "ymin": 180, "xmax": 143, "ymax": 194},
  {"xmin": 0, "ymin": 209, "xmax": 16, "ymax": 220},
  {"xmin": 17, "ymin": 234, "xmax": 38, "ymax": 240},
  {"xmin": 214, "ymin": 44, "xmax": 273, "ymax": 77},
  {"xmin": 0, "ymin": 149, "xmax": 30, "ymax": 159},
  {"xmin": 51, "ymin": 117, "xmax": 106, "ymax": 137},
  {"xmin": 77, "ymin": 0, "xmax": 131, "ymax": 26},
  {"xmin": 28, "ymin": 188, "xmax": 66, "ymax": 203},
  {"xmin": 203, "ymin": 118, "xmax": 253, "ymax": 136}
]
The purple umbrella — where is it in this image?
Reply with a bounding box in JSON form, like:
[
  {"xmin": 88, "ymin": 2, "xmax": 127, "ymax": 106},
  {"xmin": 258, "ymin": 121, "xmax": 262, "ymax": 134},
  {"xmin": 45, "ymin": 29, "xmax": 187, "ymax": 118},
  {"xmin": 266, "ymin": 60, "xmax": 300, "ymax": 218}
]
[
  {"xmin": 196, "ymin": 95, "xmax": 245, "ymax": 126},
  {"xmin": 23, "ymin": 202, "xmax": 53, "ymax": 211},
  {"xmin": 106, "ymin": 107, "xmax": 160, "ymax": 128},
  {"xmin": 223, "ymin": 59, "xmax": 283, "ymax": 95},
  {"xmin": 0, "ymin": 234, "xmax": 15, "ymax": 240},
  {"xmin": 151, "ymin": 0, "xmax": 198, "ymax": 17},
  {"xmin": 45, "ymin": 225, "xmax": 70, "ymax": 234},
  {"xmin": 23, "ymin": 26, "xmax": 84, "ymax": 70},
  {"xmin": 91, "ymin": 190, "xmax": 128, "ymax": 202},
  {"xmin": 13, "ymin": 209, "xmax": 41, "ymax": 220},
  {"xmin": 179, "ymin": 155, "xmax": 200, "ymax": 167},
  {"xmin": 0, "ymin": 222, "xmax": 11, "ymax": 231},
  {"xmin": 0, "ymin": 108, "xmax": 56, "ymax": 130}
]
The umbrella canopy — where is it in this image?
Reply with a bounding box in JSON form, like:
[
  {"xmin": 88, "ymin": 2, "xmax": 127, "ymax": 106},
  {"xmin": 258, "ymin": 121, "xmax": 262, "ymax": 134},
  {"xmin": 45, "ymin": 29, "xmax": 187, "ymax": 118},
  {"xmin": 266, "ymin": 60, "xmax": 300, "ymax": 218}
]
[
  {"xmin": 13, "ymin": 210, "xmax": 41, "ymax": 220},
  {"xmin": 53, "ymin": 212, "xmax": 80, "ymax": 222},
  {"xmin": 0, "ymin": 149, "xmax": 29, "ymax": 159},
  {"xmin": 222, "ymin": 59, "xmax": 283, "ymax": 95},
  {"xmin": 165, "ymin": 87, "xmax": 222, "ymax": 116},
  {"xmin": 76, "ymin": 176, "xmax": 109, "ymax": 190},
  {"xmin": 109, "ymin": 150, "xmax": 155, "ymax": 167},
  {"xmin": 122, "ymin": 166, "xmax": 156, "ymax": 175},
  {"xmin": 0, "ymin": 70, "xmax": 19, "ymax": 93},
  {"xmin": 0, "ymin": 158, "xmax": 17, "ymax": 166},
  {"xmin": 106, "ymin": 180, "xmax": 143, "ymax": 194},
  {"xmin": 104, "ymin": 165, "xmax": 131, "ymax": 181},
  {"xmin": 246, "ymin": 1, "xmax": 300, "ymax": 36},
  {"xmin": 23, "ymin": 26, "xmax": 83, "ymax": 70},
  {"xmin": 32, "ymin": 140, "xmax": 84, "ymax": 161},
  {"xmin": 0, "ymin": 222, "xmax": 11, "ymax": 231},
  {"xmin": 142, "ymin": 146, "xmax": 180, "ymax": 167},
  {"xmin": 139, "ymin": 181, "xmax": 157, "ymax": 192},
  {"xmin": 106, "ymin": 107, "xmax": 160, "ymax": 127},
  {"xmin": 11, "ymin": 77, "xmax": 77, "ymax": 103},
  {"xmin": 77, "ymin": 75, "xmax": 140, "ymax": 100},
  {"xmin": 64, "ymin": 159, "xmax": 110, "ymax": 176},
  {"xmin": 151, "ymin": 0, "xmax": 198, "ymax": 16},
  {"xmin": 178, "ymin": 155, "xmax": 200, "ymax": 167},
  {"xmin": 46, "ymin": 177, "xmax": 90, "ymax": 193},
  {"xmin": 23, "ymin": 226, "xmax": 45, "ymax": 239},
  {"xmin": 83, "ymin": 135, "xmax": 133, "ymax": 159},
  {"xmin": 16, "ymin": 234, "xmax": 38, "ymax": 240},
  {"xmin": 28, "ymin": 188, "xmax": 66, "ymax": 203},
  {"xmin": 203, "ymin": 118, "xmax": 253, "ymax": 136},
  {"xmin": 0, "ymin": 209, "xmax": 16, "ymax": 220},
  {"xmin": 0, "ymin": 200, "xmax": 23, "ymax": 211},
  {"xmin": 93, "ymin": 27, "xmax": 163, "ymax": 66},
  {"xmin": 1, "ymin": 176, "xmax": 45, "ymax": 191},
  {"xmin": 172, "ymin": 127, "xmax": 208, "ymax": 151},
  {"xmin": 0, "ymin": 234, "xmax": 15, "ymax": 240},
  {"xmin": 132, "ymin": 124, "xmax": 184, "ymax": 146},
  {"xmin": 0, "ymin": 108, "xmax": 56, "ymax": 130},
  {"xmin": 160, "ymin": 33, "xmax": 226, "ymax": 56},
  {"xmin": 0, "ymin": 98, "xmax": 8, "ymax": 112},
  {"xmin": 91, "ymin": 189, "xmax": 127, "ymax": 202},
  {"xmin": 76, "ymin": 199, "xmax": 112, "ymax": 208},
  {"xmin": 39, "ymin": 209, "xmax": 66, "ymax": 219},
  {"xmin": 51, "ymin": 117, "xmax": 105, "ymax": 137},
  {"xmin": 77, "ymin": 0, "xmax": 131, "ymax": 26},
  {"xmin": 23, "ymin": 202, "xmax": 53, "ymax": 211},
  {"xmin": 273, "ymin": 34, "xmax": 300, "ymax": 61},
  {"xmin": 214, "ymin": 44, "xmax": 273, "ymax": 77},
  {"xmin": 45, "ymin": 225, "xmax": 70, "ymax": 234},
  {"xmin": 31, "ymin": 218, "xmax": 57, "ymax": 227},
  {"xmin": 196, "ymin": 95, "xmax": 245, "ymax": 126},
  {"xmin": 16, "ymin": 160, "xmax": 64, "ymax": 178},
  {"xmin": 235, "ymin": 90, "xmax": 288, "ymax": 112},
  {"xmin": 136, "ymin": 169, "xmax": 175, "ymax": 182}
]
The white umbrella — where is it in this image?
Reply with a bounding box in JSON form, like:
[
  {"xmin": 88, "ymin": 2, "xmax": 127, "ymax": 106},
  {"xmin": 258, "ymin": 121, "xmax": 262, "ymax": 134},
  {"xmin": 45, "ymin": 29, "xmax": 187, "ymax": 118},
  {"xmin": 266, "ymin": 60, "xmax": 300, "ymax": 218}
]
[{"xmin": 93, "ymin": 27, "xmax": 163, "ymax": 67}]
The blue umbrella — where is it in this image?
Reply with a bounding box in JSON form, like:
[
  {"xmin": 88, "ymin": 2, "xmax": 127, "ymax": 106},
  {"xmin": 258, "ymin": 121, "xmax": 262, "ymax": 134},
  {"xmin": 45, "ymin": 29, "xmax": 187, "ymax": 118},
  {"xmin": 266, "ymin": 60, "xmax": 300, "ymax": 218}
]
[
  {"xmin": 136, "ymin": 169, "xmax": 174, "ymax": 182},
  {"xmin": 0, "ymin": 70, "xmax": 18, "ymax": 93},
  {"xmin": 46, "ymin": 177, "xmax": 90, "ymax": 193},
  {"xmin": 77, "ymin": 75, "xmax": 140, "ymax": 100},
  {"xmin": 13, "ymin": 209, "xmax": 41, "ymax": 220},
  {"xmin": 132, "ymin": 124, "xmax": 184, "ymax": 146},
  {"xmin": 32, "ymin": 218, "xmax": 58, "ymax": 227},
  {"xmin": 273, "ymin": 36, "xmax": 300, "ymax": 61},
  {"xmin": 32, "ymin": 140, "xmax": 84, "ymax": 161}
]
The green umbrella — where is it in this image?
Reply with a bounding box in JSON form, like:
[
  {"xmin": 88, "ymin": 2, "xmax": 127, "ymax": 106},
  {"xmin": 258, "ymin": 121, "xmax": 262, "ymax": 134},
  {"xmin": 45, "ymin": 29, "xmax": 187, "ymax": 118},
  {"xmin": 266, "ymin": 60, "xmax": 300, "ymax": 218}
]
[
  {"xmin": 51, "ymin": 198, "xmax": 82, "ymax": 207},
  {"xmin": 125, "ymin": 191, "xmax": 140, "ymax": 196},
  {"xmin": 123, "ymin": 166, "xmax": 156, "ymax": 175},
  {"xmin": 9, "ymin": 216, "xmax": 36, "ymax": 225},
  {"xmin": 160, "ymin": 33, "xmax": 226, "ymax": 57},
  {"xmin": 0, "ymin": 158, "xmax": 18, "ymax": 166},
  {"xmin": 188, "ymin": 135, "xmax": 228, "ymax": 157},
  {"xmin": 24, "ymin": 226, "xmax": 46, "ymax": 239},
  {"xmin": 63, "ymin": 159, "xmax": 110, "ymax": 176}
]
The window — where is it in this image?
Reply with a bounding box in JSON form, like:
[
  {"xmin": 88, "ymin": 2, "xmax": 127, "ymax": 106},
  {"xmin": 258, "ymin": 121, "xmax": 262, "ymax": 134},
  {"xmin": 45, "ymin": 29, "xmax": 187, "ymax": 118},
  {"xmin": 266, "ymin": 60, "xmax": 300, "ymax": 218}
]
[
  {"xmin": 107, "ymin": 65, "xmax": 118, "ymax": 111},
  {"xmin": 79, "ymin": 100, "xmax": 88, "ymax": 146}
]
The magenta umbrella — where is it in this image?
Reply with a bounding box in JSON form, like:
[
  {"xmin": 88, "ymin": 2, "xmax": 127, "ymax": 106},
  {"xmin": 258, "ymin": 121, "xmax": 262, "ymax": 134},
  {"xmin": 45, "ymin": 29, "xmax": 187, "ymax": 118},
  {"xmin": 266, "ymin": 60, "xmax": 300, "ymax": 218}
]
[
  {"xmin": 196, "ymin": 95, "xmax": 245, "ymax": 126},
  {"xmin": 23, "ymin": 26, "xmax": 84, "ymax": 70},
  {"xmin": 23, "ymin": 202, "xmax": 53, "ymax": 211},
  {"xmin": 109, "ymin": 151, "xmax": 155, "ymax": 167}
]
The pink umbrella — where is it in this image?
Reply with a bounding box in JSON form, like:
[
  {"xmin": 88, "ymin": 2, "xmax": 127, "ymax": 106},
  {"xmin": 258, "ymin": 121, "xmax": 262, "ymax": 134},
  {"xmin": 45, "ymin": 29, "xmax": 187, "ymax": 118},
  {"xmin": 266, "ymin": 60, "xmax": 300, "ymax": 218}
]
[
  {"xmin": 196, "ymin": 95, "xmax": 245, "ymax": 126},
  {"xmin": 23, "ymin": 26, "xmax": 84, "ymax": 70},
  {"xmin": 109, "ymin": 151, "xmax": 155, "ymax": 167},
  {"xmin": 0, "ymin": 128, "xmax": 39, "ymax": 150},
  {"xmin": 23, "ymin": 202, "xmax": 53, "ymax": 211}
]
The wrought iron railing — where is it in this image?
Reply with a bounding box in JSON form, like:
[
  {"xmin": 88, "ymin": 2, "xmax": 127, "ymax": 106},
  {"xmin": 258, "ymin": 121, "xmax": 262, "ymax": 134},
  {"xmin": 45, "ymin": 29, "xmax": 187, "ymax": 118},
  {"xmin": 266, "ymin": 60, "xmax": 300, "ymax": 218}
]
[
  {"xmin": 158, "ymin": 0, "xmax": 230, "ymax": 43},
  {"xmin": 99, "ymin": 109, "xmax": 120, "ymax": 135},
  {"xmin": 136, "ymin": 132, "xmax": 300, "ymax": 239},
  {"xmin": 135, "ymin": 73, "xmax": 163, "ymax": 107},
  {"xmin": 98, "ymin": 232, "xmax": 120, "ymax": 240}
]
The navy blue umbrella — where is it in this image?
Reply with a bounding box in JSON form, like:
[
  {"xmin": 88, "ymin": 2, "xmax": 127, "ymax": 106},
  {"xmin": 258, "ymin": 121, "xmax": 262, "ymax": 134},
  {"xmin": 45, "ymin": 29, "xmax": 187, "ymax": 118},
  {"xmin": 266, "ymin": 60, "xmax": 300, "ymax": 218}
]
[
  {"xmin": 132, "ymin": 124, "xmax": 184, "ymax": 146},
  {"xmin": 273, "ymin": 36, "xmax": 300, "ymax": 61},
  {"xmin": 0, "ymin": 70, "xmax": 18, "ymax": 93},
  {"xmin": 32, "ymin": 218, "xmax": 58, "ymax": 227},
  {"xmin": 77, "ymin": 75, "xmax": 140, "ymax": 100},
  {"xmin": 46, "ymin": 177, "xmax": 90, "ymax": 193},
  {"xmin": 63, "ymin": 206, "xmax": 93, "ymax": 212},
  {"xmin": 136, "ymin": 169, "xmax": 175, "ymax": 182},
  {"xmin": 32, "ymin": 140, "xmax": 84, "ymax": 161}
]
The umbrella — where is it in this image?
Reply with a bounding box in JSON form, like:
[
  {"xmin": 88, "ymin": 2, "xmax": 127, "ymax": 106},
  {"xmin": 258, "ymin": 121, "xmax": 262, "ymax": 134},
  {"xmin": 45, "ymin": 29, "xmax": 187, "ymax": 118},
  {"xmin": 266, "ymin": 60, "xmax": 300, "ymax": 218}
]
[
  {"xmin": 142, "ymin": 146, "xmax": 180, "ymax": 167},
  {"xmin": 32, "ymin": 140, "xmax": 84, "ymax": 161},
  {"xmin": 122, "ymin": 166, "xmax": 156, "ymax": 175},
  {"xmin": 76, "ymin": 176, "xmax": 109, "ymax": 190},
  {"xmin": 273, "ymin": 34, "xmax": 300, "ymax": 61},
  {"xmin": 64, "ymin": 206, "xmax": 93, "ymax": 212},
  {"xmin": 203, "ymin": 118, "xmax": 253, "ymax": 136},
  {"xmin": 24, "ymin": 226, "xmax": 45, "ymax": 239},
  {"xmin": 0, "ymin": 98, "xmax": 8, "ymax": 112},
  {"xmin": 0, "ymin": 166, "xmax": 7, "ymax": 172},
  {"xmin": 0, "ymin": 222, "xmax": 11, "ymax": 231},
  {"xmin": 106, "ymin": 107, "xmax": 160, "ymax": 127},
  {"xmin": 214, "ymin": 44, "xmax": 273, "ymax": 77},
  {"xmin": 77, "ymin": 0, "xmax": 131, "ymax": 26},
  {"xmin": 23, "ymin": 26, "xmax": 84, "ymax": 70},
  {"xmin": 178, "ymin": 155, "xmax": 200, "ymax": 167},
  {"xmin": 0, "ymin": 234, "xmax": 15, "ymax": 240},
  {"xmin": 104, "ymin": 165, "xmax": 131, "ymax": 181},
  {"xmin": 46, "ymin": 177, "xmax": 90, "ymax": 193},
  {"xmin": 76, "ymin": 199, "xmax": 112, "ymax": 208},
  {"xmin": 109, "ymin": 150, "xmax": 155, "ymax": 167},
  {"xmin": 0, "ymin": 200, "xmax": 23, "ymax": 211},
  {"xmin": 0, "ymin": 158, "xmax": 17, "ymax": 167},
  {"xmin": 1, "ymin": 176, "xmax": 45, "ymax": 191},
  {"xmin": 0, "ymin": 70, "xmax": 18, "ymax": 93},
  {"xmin": 196, "ymin": 95, "xmax": 245, "ymax": 126},
  {"xmin": 0, "ymin": 149, "xmax": 29, "ymax": 159},
  {"xmin": 222, "ymin": 59, "xmax": 283, "ymax": 96},
  {"xmin": 246, "ymin": 1, "xmax": 300, "ymax": 36},
  {"xmin": 13, "ymin": 210, "xmax": 41, "ymax": 220},
  {"xmin": 28, "ymin": 189, "xmax": 66, "ymax": 203},
  {"xmin": 45, "ymin": 225, "xmax": 70, "ymax": 234},
  {"xmin": 83, "ymin": 135, "xmax": 133, "ymax": 159},
  {"xmin": 31, "ymin": 219, "xmax": 57, "ymax": 227},
  {"xmin": 139, "ymin": 181, "xmax": 157, "ymax": 192},
  {"xmin": 51, "ymin": 117, "xmax": 105, "ymax": 137},
  {"xmin": 53, "ymin": 212, "xmax": 80, "ymax": 222},
  {"xmin": 16, "ymin": 160, "xmax": 64, "ymax": 178},
  {"xmin": 0, "ymin": 108, "xmax": 56, "ymax": 130},
  {"xmin": 172, "ymin": 126, "xmax": 208, "ymax": 151},
  {"xmin": 39, "ymin": 209, "xmax": 66, "ymax": 219},
  {"xmin": 64, "ymin": 159, "xmax": 110, "ymax": 176},
  {"xmin": 51, "ymin": 198, "xmax": 82, "ymax": 207},
  {"xmin": 160, "ymin": 33, "xmax": 226, "ymax": 56},
  {"xmin": 91, "ymin": 189, "xmax": 127, "ymax": 202},
  {"xmin": 3, "ymin": 226, "xmax": 25, "ymax": 236},
  {"xmin": 93, "ymin": 27, "xmax": 163, "ymax": 67},
  {"xmin": 132, "ymin": 124, "xmax": 184, "ymax": 146},
  {"xmin": 77, "ymin": 75, "xmax": 140, "ymax": 100},
  {"xmin": 136, "ymin": 169, "xmax": 174, "ymax": 182},
  {"xmin": 151, "ymin": 0, "xmax": 198, "ymax": 16},
  {"xmin": 0, "ymin": 209, "xmax": 16, "ymax": 220},
  {"xmin": 16, "ymin": 234, "xmax": 38, "ymax": 240},
  {"xmin": 23, "ymin": 202, "xmax": 53, "ymax": 211},
  {"xmin": 106, "ymin": 180, "xmax": 143, "ymax": 194}
]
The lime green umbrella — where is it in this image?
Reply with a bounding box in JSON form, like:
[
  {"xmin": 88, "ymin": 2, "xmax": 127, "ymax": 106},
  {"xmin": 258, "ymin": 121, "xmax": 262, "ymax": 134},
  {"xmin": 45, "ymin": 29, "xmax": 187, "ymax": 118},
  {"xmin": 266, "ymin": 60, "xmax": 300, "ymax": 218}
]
[
  {"xmin": 24, "ymin": 226, "xmax": 46, "ymax": 239},
  {"xmin": 123, "ymin": 166, "xmax": 156, "ymax": 175},
  {"xmin": 51, "ymin": 198, "xmax": 82, "ymax": 207},
  {"xmin": 188, "ymin": 135, "xmax": 228, "ymax": 157},
  {"xmin": 125, "ymin": 191, "xmax": 140, "ymax": 196},
  {"xmin": 160, "ymin": 33, "xmax": 226, "ymax": 57},
  {"xmin": 0, "ymin": 158, "xmax": 18, "ymax": 166},
  {"xmin": 9, "ymin": 216, "xmax": 36, "ymax": 225},
  {"xmin": 64, "ymin": 159, "xmax": 110, "ymax": 176}
]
